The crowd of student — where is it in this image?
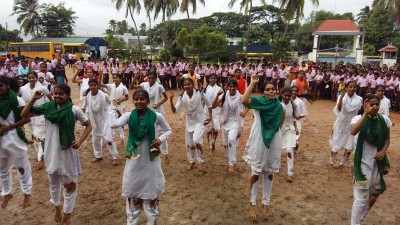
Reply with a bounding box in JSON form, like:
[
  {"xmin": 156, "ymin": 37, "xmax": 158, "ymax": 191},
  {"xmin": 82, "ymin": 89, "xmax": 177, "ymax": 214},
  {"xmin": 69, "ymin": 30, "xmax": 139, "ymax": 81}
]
[{"xmin": 0, "ymin": 54, "xmax": 394, "ymax": 225}]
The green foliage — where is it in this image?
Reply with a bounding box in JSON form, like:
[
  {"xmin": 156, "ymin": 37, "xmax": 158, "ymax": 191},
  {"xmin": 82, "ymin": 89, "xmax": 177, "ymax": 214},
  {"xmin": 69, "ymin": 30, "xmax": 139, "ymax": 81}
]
[
  {"xmin": 175, "ymin": 28, "xmax": 190, "ymax": 48},
  {"xmin": 249, "ymin": 25, "xmax": 270, "ymax": 44},
  {"xmin": 202, "ymin": 12, "xmax": 248, "ymax": 37},
  {"xmin": 271, "ymin": 37, "xmax": 292, "ymax": 59},
  {"xmin": 199, "ymin": 50, "xmax": 237, "ymax": 63},
  {"xmin": 364, "ymin": 6, "xmax": 395, "ymax": 52},
  {"xmin": 363, "ymin": 43, "xmax": 376, "ymax": 55},
  {"xmin": 10, "ymin": 0, "xmax": 42, "ymax": 37},
  {"xmin": 0, "ymin": 25, "xmax": 23, "ymax": 50},
  {"xmin": 170, "ymin": 47, "xmax": 184, "ymax": 59},
  {"xmin": 39, "ymin": 3, "xmax": 76, "ymax": 37},
  {"xmin": 104, "ymin": 34, "xmax": 126, "ymax": 51}
]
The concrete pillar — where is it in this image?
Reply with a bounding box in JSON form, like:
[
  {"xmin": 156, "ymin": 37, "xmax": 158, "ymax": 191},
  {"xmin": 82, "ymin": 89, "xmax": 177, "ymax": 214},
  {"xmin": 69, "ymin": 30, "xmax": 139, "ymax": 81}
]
[
  {"xmin": 354, "ymin": 35, "xmax": 362, "ymax": 64},
  {"xmin": 311, "ymin": 35, "xmax": 318, "ymax": 62}
]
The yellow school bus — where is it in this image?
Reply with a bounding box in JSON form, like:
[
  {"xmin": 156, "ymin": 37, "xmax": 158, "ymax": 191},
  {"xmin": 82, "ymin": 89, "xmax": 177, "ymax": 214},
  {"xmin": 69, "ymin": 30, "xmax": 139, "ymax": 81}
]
[
  {"xmin": 8, "ymin": 42, "xmax": 64, "ymax": 60},
  {"xmin": 64, "ymin": 43, "xmax": 90, "ymax": 60}
]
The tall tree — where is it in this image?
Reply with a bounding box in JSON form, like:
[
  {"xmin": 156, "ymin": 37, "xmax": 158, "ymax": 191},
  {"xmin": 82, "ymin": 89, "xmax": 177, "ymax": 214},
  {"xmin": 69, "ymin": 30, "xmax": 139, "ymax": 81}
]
[
  {"xmin": 112, "ymin": 0, "xmax": 143, "ymax": 59},
  {"xmin": 117, "ymin": 20, "xmax": 129, "ymax": 34},
  {"xmin": 180, "ymin": 0, "xmax": 205, "ymax": 61},
  {"xmin": 139, "ymin": 23, "xmax": 146, "ymax": 35},
  {"xmin": 10, "ymin": 0, "xmax": 43, "ymax": 37},
  {"xmin": 356, "ymin": 6, "xmax": 371, "ymax": 26},
  {"xmin": 109, "ymin": 19, "xmax": 117, "ymax": 33},
  {"xmin": 39, "ymin": 3, "xmax": 77, "ymax": 37},
  {"xmin": 373, "ymin": 0, "xmax": 400, "ymax": 24},
  {"xmin": 145, "ymin": 0, "xmax": 179, "ymax": 60},
  {"xmin": 228, "ymin": 0, "xmax": 267, "ymax": 57},
  {"xmin": 277, "ymin": 0, "xmax": 319, "ymax": 36}
]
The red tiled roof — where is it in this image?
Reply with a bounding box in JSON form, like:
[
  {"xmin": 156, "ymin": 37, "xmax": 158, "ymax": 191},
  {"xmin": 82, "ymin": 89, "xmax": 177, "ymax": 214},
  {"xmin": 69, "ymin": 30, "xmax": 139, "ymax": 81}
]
[
  {"xmin": 379, "ymin": 44, "xmax": 398, "ymax": 52},
  {"xmin": 314, "ymin": 20, "xmax": 360, "ymax": 32}
]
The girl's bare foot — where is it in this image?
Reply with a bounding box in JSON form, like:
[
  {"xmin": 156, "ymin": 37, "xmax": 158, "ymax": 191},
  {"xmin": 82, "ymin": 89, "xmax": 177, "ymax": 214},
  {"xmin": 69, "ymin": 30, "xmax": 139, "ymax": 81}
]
[
  {"xmin": 62, "ymin": 213, "xmax": 71, "ymax": 225},
  {"xmin": 262, "ymin": 204, "xmax": 270, "ymax": 220},
  {"xmin": 208, "ymin": 150, "xmax": 215, "ymax": 156},
  {"xmin": 164, "ymin": 155, "xmax": 170, "ymax": 164},
  {"xmin": 55, "ymin": 205, "xmax": 62, "ymax": 223},
  {"xmin": 92, "ymin": 157, "xmax": 103, "ymax": 163},
  {"xmin": 186, "ymin": 162, "xmax": 195, "ymax": 171},
  {"xmin": 249, "ymin": 204, "xmax": 257, "ymax": 222},
  {"xmin": 1, "ymin": 194, "xmax": 13, "ymax": 209},
  {"xmin": 198, "ymin": 163, "xmax": 205, "ymax": 173},
  {"xmin": 112, "ymin": 159, "xmax": 119, "ymax": 166},
  {"xmin": 37, "ymin": 160, "xmax": 45, "ymax": 171},
  {"xmin": 22, "ymin": 194, "xmax": 32, "ymax": 208},
  {"xmin": 228, "ymin": 165, "xmax": 235, "ymax": 173}
]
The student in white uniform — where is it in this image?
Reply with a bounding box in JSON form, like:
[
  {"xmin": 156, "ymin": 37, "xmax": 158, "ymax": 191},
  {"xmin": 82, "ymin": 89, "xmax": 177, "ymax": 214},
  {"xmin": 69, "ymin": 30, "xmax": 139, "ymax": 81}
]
[
  {"xmin": 212, "ymin": 79, "xmax": 244, "ymax": 173},
  {"xmin": 279, "ymin": 87, "xmax": 299, "ymax": 182},
  {"xmin": 0, "ymin": 76, "xmax": 32, "ymax": 209},
  {"xmin": 19, "ymin": 71, "xmax": 53, "ymax": 170},
  {"xmin": 375, "ymin": 84, "xmax": 391, "ymax": 117},
  {"xmin": 133, "ymin": 72, "xmax": 170, "ymax": 164},
  {"xmin": 99, "ymin": 72, "xmax": 129, "ymax": 147},
  {"xmin": 329, "ymin": 81, "xmax": 363, "ymax": 167},
  {"xmin": 82, "ymin": 79, "xmax": 119, "ymax": 165},
  {"xmin": 110, "ymin": 89, "xmax": 172, "ymax": 225},
  {"xmin": 242, "ymin": 77, "xmax": 284, "ymax": 222},
  {"xmin": 170, "ymin": 78, "xmax": 212, "ymax": 172},
  {"xmin": 204, "ymin": 74, "xmax": 222, "ymax": 155},
  {"xmin": 21, "ymin": 84, "xmax": 92, "ymax": 225},
  {"xmin": 72, "ymin": 68, "xmax": 95, "ymax": 101},
  {"xmin": 350, "ymin": 94, "xmax": 391, "ymax": 225}
]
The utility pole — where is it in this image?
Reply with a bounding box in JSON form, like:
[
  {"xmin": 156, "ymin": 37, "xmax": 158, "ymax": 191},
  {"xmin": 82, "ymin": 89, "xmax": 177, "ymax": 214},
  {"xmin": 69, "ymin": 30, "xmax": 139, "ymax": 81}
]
[{"xmin": 5, "ymin": 22, "xmax": 9, "ymax": 51}]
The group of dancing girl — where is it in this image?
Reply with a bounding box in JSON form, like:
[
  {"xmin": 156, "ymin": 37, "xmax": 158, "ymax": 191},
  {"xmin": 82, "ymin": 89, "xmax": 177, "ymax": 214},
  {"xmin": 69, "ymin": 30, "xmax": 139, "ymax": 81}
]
[{"xmin": 0, "ymin": 56, "xmax": 394, "ymax": 225}]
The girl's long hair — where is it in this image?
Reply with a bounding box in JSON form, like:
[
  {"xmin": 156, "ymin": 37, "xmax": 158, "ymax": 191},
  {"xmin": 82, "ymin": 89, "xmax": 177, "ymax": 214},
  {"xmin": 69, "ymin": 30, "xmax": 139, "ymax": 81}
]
[
  {"xmin": 357, "ymin": 93, "xmax": 380, "ymax": 115},
  {"xmin": 291, "ymin": 85, "xmax": 316, "ymax": 104}
]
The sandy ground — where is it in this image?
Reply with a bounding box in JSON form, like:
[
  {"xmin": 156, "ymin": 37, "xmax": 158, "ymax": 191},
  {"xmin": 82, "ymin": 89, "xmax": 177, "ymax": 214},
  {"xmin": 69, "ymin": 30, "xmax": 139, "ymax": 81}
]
[{"xmin": 1, "ymin": 67, "xmax": 400, "ymax": 225}]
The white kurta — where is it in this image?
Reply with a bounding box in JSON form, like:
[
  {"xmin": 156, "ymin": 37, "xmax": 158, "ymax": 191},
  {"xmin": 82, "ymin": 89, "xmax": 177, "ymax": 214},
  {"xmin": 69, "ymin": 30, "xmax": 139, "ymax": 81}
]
[
  {"xmin": 106, "ymin": 83, "xmax": 129, "ymax": 113},
  {"xmin": 204, "ymin": 84, "xmax": 222, "ymax": 130},
  {"xmin": 243, "ymin": 110, "xmax": 283, "ymax": 173},
  {"xmin": 0, "ymin": 97, "xmax": 28, "ymax": 158},
  {"xmin": 281, "ymin": 101, "xmax": 297, "ymax": 149},
  {"xmin": 140, "ymin": 82, "xmax": 165, "ymax": 115},
  {"xmin": 40, "ymin": 106, "xmax": 88, "ymax": 176},
  {"xmin": 111, "ymin": 112, "xmax": 172, "ymax": 199},
  {"xmin": 83, "ymin": 91, "xmax": 111, "ymax": 136},
  {"xmin": 351, "ymin": 115, "xmax": 392, "ymax": 190},
  {"xmin": 79, "ymin": 78, "xmax": 89, "ymax": 100},
  {"xmin": 330, "ymin": 93, "xmax": 363, "ymax": 151}
]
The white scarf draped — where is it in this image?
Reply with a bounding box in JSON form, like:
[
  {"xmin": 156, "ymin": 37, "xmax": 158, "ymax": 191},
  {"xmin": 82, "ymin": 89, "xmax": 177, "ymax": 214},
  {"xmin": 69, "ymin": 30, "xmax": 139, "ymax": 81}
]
[
  {"xmin": 182, "ymin": 90, "xmax": 203, "ymax": 120},
  {"xmin": 87, "ymin": 90, "xmax": 109, "ymax": 131},
  {"xmin": 110, "ymin": 83, "xmax": 126, "ymax": 111},
  {"xmin": 221, "ymin": 90, "xmax": 243, "ymax": 128},
  {"xmin": 334, "ymin": 93, "xmax": 362, "ymax": 119},
  {"xmin": 20, "ymin": 81, "xmax": 48, "ymax": 106},
  {"xmin": 204, "ymin": 84, "xmax": 221, "ymax": 114},
  {"xmin": 80, "ymin": 78, "xmax": 89, "ymax": 100}
]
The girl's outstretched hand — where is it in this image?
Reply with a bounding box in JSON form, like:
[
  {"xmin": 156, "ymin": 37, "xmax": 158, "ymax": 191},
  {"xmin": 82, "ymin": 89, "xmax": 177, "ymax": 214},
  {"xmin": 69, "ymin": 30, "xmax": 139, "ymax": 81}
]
[{"xmin": 251, "ymin": 75, "xmax": 259, "ymax": 84}]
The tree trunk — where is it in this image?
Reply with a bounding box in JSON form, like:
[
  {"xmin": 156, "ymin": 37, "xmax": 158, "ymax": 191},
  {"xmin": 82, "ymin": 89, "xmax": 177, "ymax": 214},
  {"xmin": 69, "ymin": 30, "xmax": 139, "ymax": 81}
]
[
  {"xmin": 245, "ymin": 1, "xmax": 252, "ymax": 59},
  {"xmin": 187, "ymin": 10, "xmax": 195, "ymax": 62},
  {"xmin": 129, "ymin": 6, "xmax": 143, "ymax": 60},
  {"xmin": 162, "ymin": 9, "xmax": 168, "ymax": 61},
  {"xmin": 283, "ymin": 20, "xmax": 289, "ymax": 37},
  {"xmin": 148, "ymin": 15, "xmax": 153, "ymax": 60}
]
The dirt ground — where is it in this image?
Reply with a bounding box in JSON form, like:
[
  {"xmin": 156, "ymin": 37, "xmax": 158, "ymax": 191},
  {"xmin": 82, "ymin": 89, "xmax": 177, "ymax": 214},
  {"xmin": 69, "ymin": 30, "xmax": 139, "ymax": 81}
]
[{"xmin": 1, "ymin": 67, "xmax": 400, "ymax": 225}]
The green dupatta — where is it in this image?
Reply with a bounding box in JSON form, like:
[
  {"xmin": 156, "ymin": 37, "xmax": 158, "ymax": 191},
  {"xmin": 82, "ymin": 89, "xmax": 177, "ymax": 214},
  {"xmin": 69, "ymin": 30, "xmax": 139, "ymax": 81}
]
[
  {"xmin": 32, "ymin": 100, "xmax": 75, "ymax": 150},
  {"xmin": 126, "ymin": 108, "xmax": 158, "ymax": 161},
  {"xmin": 0, "ymin": 89, "xmax": 30, "ymax": 144},
  {"xmin": 353, "ymin": 114, "xmax": 390, "ymax": 194},
  {"xmin": 248, "ymin": 96, "xmax": 283, "ymax": 148}
]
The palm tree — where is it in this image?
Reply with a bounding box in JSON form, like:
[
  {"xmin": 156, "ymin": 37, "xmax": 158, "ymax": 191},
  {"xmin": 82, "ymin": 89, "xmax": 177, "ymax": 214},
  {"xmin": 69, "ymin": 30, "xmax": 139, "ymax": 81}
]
[
  {"xmin": 145, "ymin": 0, "xmax": 180, "ymax": 60},
  {"xmin": 144, "ymin": 5, "xmax": 154, "ymax": 60},
  {"xmin": 373, "ymin": 0, "xmax": 400, "ymax": 24},
  {"xmin": 356, "ymin": 6, "xmax": 371, "ymax": 26},
  {"xmin": 276, "ymin": 0, "xmax": 319, "ymax": 36},
  {"xmin": 112, "ymin": 0, "xmax": 143, "ymax": 59},
  {"xmin": 10, "ymin": 0, "xmax": 43, "ymax": 37},
  {"xmin": 180, "ymin": 0, "xmax": 205, "ymax": 61},
  {"xmin": 228, "ymin": 0, "xmax": 267, "ymax": 57},
  {"xmin": 109, "ymin": 19, "xmax": 117, "ymax": 33}
]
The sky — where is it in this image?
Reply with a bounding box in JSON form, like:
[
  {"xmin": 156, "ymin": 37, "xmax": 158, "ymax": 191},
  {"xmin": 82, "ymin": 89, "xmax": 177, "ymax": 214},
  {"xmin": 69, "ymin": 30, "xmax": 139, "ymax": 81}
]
[{"xmin": 1, "ymin": 0, "xmax": 373, "ymax": 41}]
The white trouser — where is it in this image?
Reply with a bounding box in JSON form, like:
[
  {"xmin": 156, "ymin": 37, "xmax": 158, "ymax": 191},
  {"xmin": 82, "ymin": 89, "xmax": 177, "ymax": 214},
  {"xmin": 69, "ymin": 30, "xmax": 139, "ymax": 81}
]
[
  {"xmin": 250, "ymin": 170, "xmax": 274, "ymax": 206},
  {"xmin": 156, "ymin": 125, "xmax": 168, "ymax": 155},
  {"xmin": 126, "ymin": 198, "xmax": 159, "ymax": 225},
  {"xmin": 185, "ymin": 127, "xmax": 205, "ymax": 164},
  {"xmin": 92, "ymin": 135, "xmax": 118, "ymax": 159},
  {"xmin": 351, "ymin": 188, "xmax": 372, "ymax": 225},
  {"xmin": 295, "ymin": 120, "xmax": 302, "ymax": 142},
  {"xmin": 48, "ymin": 173, "xmax": 78, "ymax": 214},
  {"xmin": 286, "ymin": 147, "xmax": 295, "ymax": 176},
  {"xmin": 0, "ymin": 153, "xmax": 32, "ymax": 196},
  {"xmin": 34, "ymin": 139, "xmax": 45, "ymax": 161},
  {"xmin": 113, "ymin": 126, "xmax": 125, "ymax": 141},
  {"xmin": 222, "ymin": 127, "xmax": 239, "ymax": 166}
]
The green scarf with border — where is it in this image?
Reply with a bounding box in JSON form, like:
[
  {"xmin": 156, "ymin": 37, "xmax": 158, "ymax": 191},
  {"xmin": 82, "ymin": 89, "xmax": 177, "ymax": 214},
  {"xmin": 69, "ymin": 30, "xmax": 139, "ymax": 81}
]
[
  {"xmin": 32, "ymin": 100, "xmax": 75, "ymax": 150},
  {"xmin": 248, "ymin": 96, "xmax": 283, "ymax": 148},
  {"xmin": 0, "ymin": 89, "xmax": 30, "ymax": 144},
  {"xmin": 353, "ymin": 114, "xmax": 390, "ymax": 194},
  {"xmin": 126, "ymin": 108, "xmax": 158, "ymax": 161}
]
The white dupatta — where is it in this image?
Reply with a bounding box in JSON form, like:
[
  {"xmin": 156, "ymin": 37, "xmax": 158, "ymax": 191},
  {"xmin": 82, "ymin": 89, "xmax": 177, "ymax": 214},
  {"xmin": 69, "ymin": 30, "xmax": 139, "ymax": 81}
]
[
  {"xmin": 87, "ymin": 90, "xmax": 110, "ymax": 132},
  {"xmin": 221, "ymin": 90, "xmax": 243, "ymax": 130},
  {"xmin": 333, "ymin": 93, "xmax": 362, "ymax": 119}
]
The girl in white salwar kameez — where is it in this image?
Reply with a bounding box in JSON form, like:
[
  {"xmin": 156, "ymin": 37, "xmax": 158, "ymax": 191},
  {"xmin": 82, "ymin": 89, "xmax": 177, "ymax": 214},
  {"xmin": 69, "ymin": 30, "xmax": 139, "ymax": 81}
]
[
  {"xmin": 242, "ymin": 77, "xmax": 284, "ymax": 222},
  {"xmin": 291, "ymin": 86, "xmax": 310, "ymax": 152},
  {"xmin": 0, "ymin": 76, "xmax": 32, "ymax": 209},
  {"xmin": 19, "ymin": 71, "xmax": 52, "ymax": 170},
  {"xmin": 170, "ymin": 78, "xmax": 212, "ymax": 172},
  {"xmin": 99, "ymin": 73, "xmax": 129, "ymax": 147},
  {"xmin": 212, "ymin": 79, "xmax": 244, "ymax": 173},
  {"xmin": 280, "ymin": 87, "xmax": 299, "ymax": 182},
  {"xmin": 133, "ymin": 73, "xmax": 170, "ymax": 164},
  {"xmin": 204, "ymin": 74, "xmax": 222, "ymax": 155},
  {"xmin": 110, "ymin": 89, "xmax": 172, "ymax": 225},
  {"xmin": 350, "ymin": 94, "xmax": 391, "ymax": 225},
  {"xmin": 82, "ymin": 79, "xmax": 119, "ymax": 165},
  {"xmin": 21, "ymin": 84, "xmax": 92, "ymax": 225},
  {"xmin": 72, "ymin": 68, "xmax": 95, "ymax": 101},
  {"xmin": 330, "ymin": 81, "xmax": 362, "ymax": 167}
]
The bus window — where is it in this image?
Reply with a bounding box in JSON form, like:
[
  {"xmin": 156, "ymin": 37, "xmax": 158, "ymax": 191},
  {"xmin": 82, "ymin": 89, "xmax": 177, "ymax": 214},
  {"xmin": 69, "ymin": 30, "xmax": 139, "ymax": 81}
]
[{"xmin": 54, "ymin": 44, "xmax": 62, "ymax": 53}]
